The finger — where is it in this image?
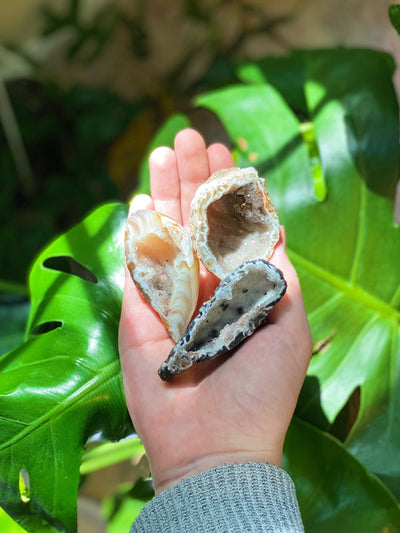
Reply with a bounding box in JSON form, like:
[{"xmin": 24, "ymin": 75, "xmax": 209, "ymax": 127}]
[
  {"xmin": 269, "ymin": 228, "xmax": 305, "ymax": 319},
  {"xmin": 269, "ymin": 228, "xmax": 295, "ymax": 291},
  {"xmin": 149, "ymin": 146, "xmax": 182, "ymax": 223},
  {"xmin": 207, "ymin": 143, "xmax": 235, "ymax": 173},
  {"xmin": 182, "ymin": 142, "xmax": 232, "ymax": 307},
  {"xmin": 119, "ymin": 269, "xmax": 167, "ymax": 347},
  {"xmin": 122, "ymin": 193, "xmax": 170, "ymax": 352},
  {"xmin": 268, "ymin": 228, "xmax": 312, "ymax": 362},
  {"xmin": 129, "ymin": 193, "xmax": 153, "ymax": 212},
  {"xmin": 174, "ymin": 129, "xmax": 210, "ymax": 228},
  {"xmin": 119, "ymin": 265, "xmax": 175, "ymax": 399}
]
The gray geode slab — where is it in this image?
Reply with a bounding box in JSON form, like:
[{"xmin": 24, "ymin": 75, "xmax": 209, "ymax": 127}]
[{"xmin": 158, "ymin": 259, "xmax": 286, "ymax": 381}]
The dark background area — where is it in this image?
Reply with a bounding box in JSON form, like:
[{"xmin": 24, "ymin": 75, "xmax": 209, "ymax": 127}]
[{"xmin": 0, "ymin": 0, "xmax": 398, "ymax": 287}]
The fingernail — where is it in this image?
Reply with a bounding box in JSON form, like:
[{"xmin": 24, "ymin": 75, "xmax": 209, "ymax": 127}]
[
  {"xmin": 149, "ymin": 146, "xmax": 174, "ymax": 169},
  {"xmin": 129, "ymin": 194, "xmax": 152, "ymax": 214}
]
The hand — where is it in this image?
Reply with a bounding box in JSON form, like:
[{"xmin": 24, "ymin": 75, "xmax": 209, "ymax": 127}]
[{"xmin": 118, "ymin": 129, "xmax": 313, "ymax": 494}]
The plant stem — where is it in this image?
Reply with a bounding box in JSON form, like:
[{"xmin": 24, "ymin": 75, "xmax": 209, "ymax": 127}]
[{"xmin": 0, "ymin": 79, "xmax": 35, "ymax": 196}]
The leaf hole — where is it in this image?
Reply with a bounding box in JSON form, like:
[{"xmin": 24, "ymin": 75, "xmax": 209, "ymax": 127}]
[
  {"xmin": 299, "ymin": 121, "xmax": 327, "ymax": 202},
  {"xmin": 330, "ymin": 386, "xmax": 361, "ymax": 442},
  {"xmin": 19, "ymin": 469, "xmax": 30, "ymax": 503},
  {"xmin": 43, "ymin": 256, "xmax": 98, "ymax": 284},
  {"xmin": 31, "ymin": 321, "xmax": 63, "ymax": 335}
]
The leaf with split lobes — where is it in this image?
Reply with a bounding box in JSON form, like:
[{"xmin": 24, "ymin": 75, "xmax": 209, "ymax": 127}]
[
  {"xmin": 0, "ymin": 203, "xmax": 132, "ymax": 532},
  {"xmin": 302, "ymin": 48, "xmax": 400, "ymax": 497},
  {"xmin": 198, "ymin": 48, "xmax": 400, "ymax": 497}
]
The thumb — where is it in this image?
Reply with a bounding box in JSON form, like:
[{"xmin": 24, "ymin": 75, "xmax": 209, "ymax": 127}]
[{"xmin": 268, "ymin": 227, "xmax": 313, "ymax": 370}]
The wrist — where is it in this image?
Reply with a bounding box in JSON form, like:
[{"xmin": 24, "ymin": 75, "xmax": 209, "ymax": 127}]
[{"xmin": 152, "ymin": 449, "xmax": 283, "ymax": 494}]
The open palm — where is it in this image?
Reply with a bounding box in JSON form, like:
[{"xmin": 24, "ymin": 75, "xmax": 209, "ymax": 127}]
[{"xmin": 118, "ymin": 129, "xmax": 312, "ymax": 493}]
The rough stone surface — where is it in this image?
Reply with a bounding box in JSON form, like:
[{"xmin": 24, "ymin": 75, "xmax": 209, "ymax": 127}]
[{"xmin": 158, "ymin": 259, "xmax": 286, "ymax": 381}]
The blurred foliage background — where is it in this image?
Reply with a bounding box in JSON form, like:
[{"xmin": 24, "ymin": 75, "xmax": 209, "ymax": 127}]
[
  {"xmin": 0, "ymin": 1, "xmax": 399, "ymax": 531},
  {"xmin": 1, "ymin": 0, "xmax": 398, "ymax": 287}
]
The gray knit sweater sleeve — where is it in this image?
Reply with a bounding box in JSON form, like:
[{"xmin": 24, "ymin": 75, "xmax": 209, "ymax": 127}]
[{"xmin": 130, "ymin": 462, "xmax": 304, "ymax": 532}]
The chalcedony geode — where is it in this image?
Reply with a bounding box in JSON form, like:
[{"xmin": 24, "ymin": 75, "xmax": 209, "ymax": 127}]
[
  {"xmin": 158, "ymin": 259, "xmax": 286, "ymax": 381},
  {"xmin": 190, "ymin": 167, "xmax": 279, "ymax": 279},
  {"xmin": 125, "ymin": 209, "xmax": 199, "ymax": 342},
  {"xmin": 125, "ymin": 167, "xmax": 285, "ymax": 381}
]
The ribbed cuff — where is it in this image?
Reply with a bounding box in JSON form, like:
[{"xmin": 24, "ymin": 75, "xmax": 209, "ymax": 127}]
[{"xmin": 130, "ymin": 462, "xmax": 304, "ymax": 533}]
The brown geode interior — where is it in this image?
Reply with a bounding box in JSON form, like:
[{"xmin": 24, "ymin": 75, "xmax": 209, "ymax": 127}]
[{"xmin": 206, "ymin": 182, "xmax": 273, "ymax": 272}]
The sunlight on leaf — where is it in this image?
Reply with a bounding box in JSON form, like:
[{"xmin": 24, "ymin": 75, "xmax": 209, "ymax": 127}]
[
  {"xmin": 18, "ymin": 470, "xmax": 30, "ymax": 504},
  {"xmin": 80, "ymin": 437, "xmax": 145, "ymax": 476},
  {"xmin": 299, "ymin": 121, "xmax": 327, "ymax": 201},
  {"xmin": 199, "ymin": 49, "xmax": 400, "ymax": 499},
  {"xmin": 0, "ymin": 203, "xmax": 132, "ymax": 532},
  {"xmin": 0, "ymin": 507, "xmax": 27, "ymax": 533}
]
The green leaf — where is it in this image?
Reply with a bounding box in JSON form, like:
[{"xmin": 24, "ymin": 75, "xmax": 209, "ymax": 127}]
[
  {"xmin": 237, "ymin": 54, "xmax": 327, "ymax": 201},
  {"xmin": 0, "ymin": 203, "xmax": 131, "ymax": 532},
  {"xmin": 136, "ymin": 113, "xmax": 190, "ymax": 196},
  {"xmin": 389, "ymin": 4, "xmax": 400, "ymax": 36},
  {"xmin": 0, "ymin": 508, "xmax": 27, "ymax": 533},
  {"xmin": 302, "ymin": 49, "xmax": 400, "ymax": 497},
  {"xmin": 197, "ymin": 48, "xmax": 400, "ymax": 497},
  {"xmin": 196, "ymin": 83, "xmax": 317, "ymax": 229},
  {"xmin": 0, "ymin": 295, "xmax": 30, "ymax": 357},
  {"xmin": 80, "ymin": 437, "xmax": 145, "ymax": 476},
  {"xmin": 238, "ymin": 52, "xmax": 308, "ymax": 117},
  {"xmin": 285, "ymin": 418, "xmax": 400, "ymax": 532},
  {"xmin": 299, "ymin": 121, "xmax": 327, "ymax": 201},
  {"xmin": 104, "ymin": 478, "xmax": 154, "ymax": 533}
]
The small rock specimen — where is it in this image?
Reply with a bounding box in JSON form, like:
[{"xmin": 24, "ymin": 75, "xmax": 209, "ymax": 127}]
[
  {"xmin": 190, "ymin": 167, "xmax": 279, "ymax": 279},
  {"xmin": 158, "ymin": 259, "xmax": 286, "ymax": 381},
  {"xmin": 125, "ymin": 209, "xmax": 199, "ymax": 342}
]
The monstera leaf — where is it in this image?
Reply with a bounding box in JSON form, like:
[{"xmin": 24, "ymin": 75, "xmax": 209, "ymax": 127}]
[
  {"xmin": 285, "ymin": 418, "xmax": 400, "ymax": 532},
  {"xmin": 197, "ymin": 48, "xmax": 400, "ymax": 497},
  {"xmin": 2, "ymin": 47, "xmax": 400, "ymax": 532},
  {"xmin": 0, "ymin": 203, "xmax": 131, "ymax": 532}
]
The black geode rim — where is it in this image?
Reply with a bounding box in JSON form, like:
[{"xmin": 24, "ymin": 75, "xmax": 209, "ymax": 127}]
[{"xmin": 158, "ymin": 259, "xmax": 286, "ymax": 381}]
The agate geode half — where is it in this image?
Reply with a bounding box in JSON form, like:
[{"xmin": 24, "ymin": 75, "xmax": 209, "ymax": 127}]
[
  {"xmin": 190, "ymin": 167, "xmax": 280, "ymax": 279},
  {"xmin": 125, "ymin": 209, "xmax": 199, "ymax": 342},
  {"xmin": 158, "ymin": 259, "xmax": 286, "ymax": 381}
]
